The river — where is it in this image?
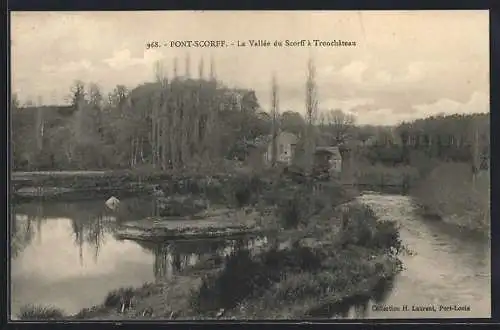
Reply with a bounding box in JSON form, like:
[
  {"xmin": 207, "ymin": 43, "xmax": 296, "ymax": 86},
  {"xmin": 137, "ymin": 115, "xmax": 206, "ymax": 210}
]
[
  {"xmin": 9, "ymin": 193, "xmax": 490, "ymax": 319},
  {"xmin": 347, "ymin": 192, "xmax": 491, "ymax": 319}
]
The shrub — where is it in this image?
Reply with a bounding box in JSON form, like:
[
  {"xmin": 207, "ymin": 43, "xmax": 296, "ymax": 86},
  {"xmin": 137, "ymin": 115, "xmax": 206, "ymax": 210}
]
[
  {"xmin": 340, "ymin": 203, "xmax": 377, "ymax": 247},
  {"xmin": 279, "ymin": 196, "xmax": 302, "ymax": 229},
  {"xmin": 259, "ymin": 246, "xmax": 323, "ymax": 273},
  {"xmin": 335, "ymin": 203, "xmax": 402, "ymax": 253},
  {"xmin": 274, "ymin": 180, "xmax": 348, "ymax": 229},
  {"xmin": 157, "ymin": 194, "xmax": 208, "ymax": 216},
  {"xmin": 193, "ymin": 249, "xmax": 276, "ymax": 312},
  {"xmin": 103, "ymin": 287, "xmax": 135, "ymax": 308},
  {"xmin": 372, "ymin": 221, "xmax": 403, "ymax": 254},
  {"xmin": 17, "ymin": 304, "xmax": 65, "ymax": 320},
  {"xmin": 192, "ymin": 244, "xmax": 324, "ymax": 312},
  {"xmin": 234, "ymin": 186, "xmax": 252, "ymax": 207},
  {"xmin": 271, "ymin": 272, "xmax": 327, "ymax": 304}
]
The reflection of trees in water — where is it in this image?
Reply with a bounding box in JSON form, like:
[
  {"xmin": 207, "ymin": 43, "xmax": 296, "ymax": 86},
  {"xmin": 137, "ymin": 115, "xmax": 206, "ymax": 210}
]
[
  {"xmin": 11, "ymin": 214, "xmax": 33, "ymax": 259},
  {"xmin": 153, "ymin": 244, "xmax": 173, "ymax": 279},
  {"xmin": 11, "ymin": 202, "xmax": 48, "ymax": 259},
  {"xmin": 12, "ymin": 200, "xmax": 118, "ymax": 264},
  {"xmin": 135, "ymin": 237, "xmax": 265, "ymax": 282},
  {"xmin": 71, "ymin": 219, "xmax": 85, "ymax": 265},
  {"xmin": 70, "ymin": 212, "xmax": 116, "ymax": 264}
]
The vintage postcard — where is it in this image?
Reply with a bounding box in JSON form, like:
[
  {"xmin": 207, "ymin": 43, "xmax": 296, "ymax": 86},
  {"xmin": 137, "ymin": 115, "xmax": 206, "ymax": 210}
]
[{"xmin": 10, "ymin": 10, "xmax": 490, "ymax": 321}]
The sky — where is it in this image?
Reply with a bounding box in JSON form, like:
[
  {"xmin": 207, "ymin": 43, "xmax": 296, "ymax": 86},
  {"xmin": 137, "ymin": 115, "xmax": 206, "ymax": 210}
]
[{"xmin": 11, "ymin": 10, "xmax": 489, "ymax": 125}]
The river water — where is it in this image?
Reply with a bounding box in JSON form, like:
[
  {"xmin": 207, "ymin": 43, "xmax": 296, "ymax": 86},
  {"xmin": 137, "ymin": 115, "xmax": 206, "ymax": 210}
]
[
  {"xmin": 10, "ymin": 193, "xmax": 490, "ymax": 319},
  {"xmin": 349, "ymin": 192, "xmax": 491, "ymax": 319}
]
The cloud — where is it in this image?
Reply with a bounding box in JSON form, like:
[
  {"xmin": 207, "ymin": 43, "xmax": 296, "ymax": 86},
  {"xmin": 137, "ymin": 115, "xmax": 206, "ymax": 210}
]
[
  {"xmin": 11, "ymin": 11, "xmax": 489, "ymax": 125},
  {"xmin": 103, "ymin": 49, "xmax": 164, "ymax": 69},
  {"xmin": 320, "ymin": 98, "xmax": 374, "ymax": 112},
  {"xmin": 338, "ymin": 61, "xmax": 368, "ymax": 83},
  {"xmin": 413, "ymin": 91, "xmax": 489, "ymax": 116},
  {"xmin": 358, "ymin": 108, "xmax": 427, "ymax": 126},
  {"xmin": 41, "ymin": 60, "xmax": 93, "ymax": 74},
  {"xmin": 404, "ymin": 62, "xmax": 425, "ymax": 83},
  {"xmin": 358, "ymin": 91, "xmax": 490, "ymax": 126}
]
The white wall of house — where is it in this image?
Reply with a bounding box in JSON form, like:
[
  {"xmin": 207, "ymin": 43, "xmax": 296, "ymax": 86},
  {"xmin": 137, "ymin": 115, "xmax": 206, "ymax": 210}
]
[
  {"xmin": 329, "ymin": 158, "xmax": 342, "ymax": 173},
  {"xmin": 264, "ymin": 132, "xmax": 298, "ymax": 166}
]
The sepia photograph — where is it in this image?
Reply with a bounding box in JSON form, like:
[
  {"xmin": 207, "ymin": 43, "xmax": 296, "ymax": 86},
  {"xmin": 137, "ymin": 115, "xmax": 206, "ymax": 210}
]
[{"xmin": 10, "ymin": 10, "xmax": 490, "ymax": 320}]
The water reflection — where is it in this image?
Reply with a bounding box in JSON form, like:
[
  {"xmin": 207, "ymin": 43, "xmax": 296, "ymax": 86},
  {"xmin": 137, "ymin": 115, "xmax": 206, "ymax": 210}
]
[
  {"xmin": 134, "ymin": 236, "xmax": 269, "ymax": 282},
  {"xmin": 10, "ymin": 198, "xmax": 162, "ymax": 317},
  {"xmin": 10, "ymin": 196, "xmax": 269, "ymax": 317},
  {"xmin": 11, "ymin": 192, "xmax": 490, "ymax": 319},
  {"xmin": 12, "ymin": 201, "xmax": 116, "ymax": 263}
]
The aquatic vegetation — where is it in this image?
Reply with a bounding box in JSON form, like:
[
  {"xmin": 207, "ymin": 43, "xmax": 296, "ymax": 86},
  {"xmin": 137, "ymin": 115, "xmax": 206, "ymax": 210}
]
[{"xmin": 17, "ymin": 304, "xmax": 65, "ymax": 320}]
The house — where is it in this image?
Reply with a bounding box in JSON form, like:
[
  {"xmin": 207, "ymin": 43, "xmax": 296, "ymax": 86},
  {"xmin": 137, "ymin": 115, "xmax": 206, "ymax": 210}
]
[
  {"xmin": 263, "ymin": 131, "xmax": 299, "ymax": 166},
  {"xmin": 313, "ymin": 146, "xmax": 343, "ymax": 176}
]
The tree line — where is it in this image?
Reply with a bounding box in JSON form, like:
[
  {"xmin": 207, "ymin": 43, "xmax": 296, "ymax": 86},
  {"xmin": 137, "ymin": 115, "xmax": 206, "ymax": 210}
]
[
  {"xmin": 12, "ymin": 76, "xmax": 270, "ymax": 171},
  {"xmin": 355, "ymin": 113, "xmax": 490, "ymax": 171},
  {"xmin": 12, "ymin": 66, "xmax": 489, "ymax": 175}
]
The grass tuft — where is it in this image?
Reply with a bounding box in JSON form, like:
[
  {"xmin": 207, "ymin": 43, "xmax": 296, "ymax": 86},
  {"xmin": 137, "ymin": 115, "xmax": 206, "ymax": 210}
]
[{"xmin": 17, "ymin": 304, "xmax": 65, "ymax": 320}]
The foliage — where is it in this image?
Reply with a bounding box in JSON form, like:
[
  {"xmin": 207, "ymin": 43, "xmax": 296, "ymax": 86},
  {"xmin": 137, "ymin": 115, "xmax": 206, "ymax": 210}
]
[
  {"xmin": 12, "ymin": 76, "xmax": 271, "ymax": 171},
  {"xmin": 17, "ymin": 304, "xmax": 65, "ymax": 320},
  {"xmin": 280, "ymin": 111, "xmax": 305, "ymax": 136},
  {"xmin": 412, "ymin": 162, "xmax": 490, "ymax": 233},
  {"xmin": 191, "ymin": 197, "xmax": 402, "ymax": 315},
  {"xmin": 353, "ymin": 163, "xmax": 419, "ymax": 186},
  {"xmin": 271, "ymin": 178, "xmax": 357, "ymax": 229},
  {"xmin": 318, "ymin": 109, "xmax": 356, "ymax": 145},
  {"xmin": 191, "ymin": 245, "xmax": 323, "ymax": 312},
  {"xmin": 103, "ymin": 287, "xmax": 135, "ymax": 308},
  {"xmin": 192, "ymin": 249, "xmax": 277, "ymax": 311}
]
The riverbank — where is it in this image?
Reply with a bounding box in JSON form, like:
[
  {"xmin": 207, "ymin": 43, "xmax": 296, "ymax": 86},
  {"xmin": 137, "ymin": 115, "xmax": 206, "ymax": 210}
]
[
  {"xmin": 348, "ymin": 160, "xmax": 490, "ymax": 236},
  {"xmin": 411, "ymin": 162, "xmax": 490, "ymax": 236},
  {"xmin": 17, "ymin": 196, "xmax": 404, "ymax": 320},
  {"xmin": 11, "ymin": 162, "xmax": 247, "ymax": 202}
]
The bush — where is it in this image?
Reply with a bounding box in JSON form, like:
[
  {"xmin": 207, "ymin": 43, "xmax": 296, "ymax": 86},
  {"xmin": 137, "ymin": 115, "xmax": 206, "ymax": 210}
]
[
  {"xmin": 193, "ymin": 249, "xmax": 277, "ymax": 312},
  {"xmin": 157, "ymin": 194, "xmax": 208, "ymax": 216},
  {"xmin": 337, "ymin": 203, "xmax": 402, "ymax": 253},
  {"xmin": 271, "ymin": 272, "xmax": 328, "ymax": 304},
  {"xmin": 103, "ymin": 287, "xmax": 135, "ymax": 308},
  {"xmin": 279, "ymin": 196, "xmax": 302, "ymax": 229},
  {"xmin": 192, "ymin": 244, "xmax": 324, "ymax": 312},
  {"xmin": 259, "ymin": 246, "xmax": 323, "ymax": 273},
  {"xmin": 17, "ymin": 304, "xmax": 65, "ymax": 320},
  {"xmin": 353, "ymin": 163, "xmax": 419, "ymax": 187},
  {"xmin": 274, "ymin": 179, "xmax": 356, "ymax": 229},
  {"xmin": 339, "ymin": 203, "xmax": 377, "ymax": 247},
  {"xmin": 372, "ymin": 221, "xmax": 403, "ymax": 254}
]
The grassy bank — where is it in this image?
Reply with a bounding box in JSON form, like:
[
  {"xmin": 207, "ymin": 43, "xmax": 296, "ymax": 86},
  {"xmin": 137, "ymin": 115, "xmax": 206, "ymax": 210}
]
[
  {"xmin": 17, "ymin": 176, "xmax": 403, "ymax": 320},
  {"xmin": 350, "ymin": 156, "xmax": 490, "ymax": 235},
  {"xmin": 11, "ymin": 163, "xmax": 272, "ymax": 203},
  {"xmin": 411, "ymin": 162, "xmax": 490, "ymax": 234},
  {"xmin": 350, "ymin": 163, "xmax": 419, "ymax": 188}
]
